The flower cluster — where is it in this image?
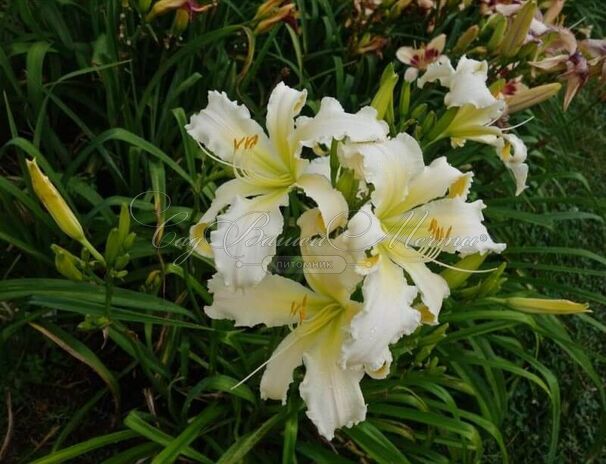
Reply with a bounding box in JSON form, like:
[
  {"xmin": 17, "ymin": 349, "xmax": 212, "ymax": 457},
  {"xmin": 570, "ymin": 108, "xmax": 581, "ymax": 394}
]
[
  {"xmin": 185, "ymin": 82, "xmax": 505, "ymax": 439},
  {"xmin": 396, "ymin": 0, "xmax": 605, "ymax": 110}
]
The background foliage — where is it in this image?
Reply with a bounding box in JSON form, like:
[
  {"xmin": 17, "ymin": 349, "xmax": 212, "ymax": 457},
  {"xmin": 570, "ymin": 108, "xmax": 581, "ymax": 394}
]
[{"xmin": 0, "ymin": 0, "xmax": 605, "ymax": 462}]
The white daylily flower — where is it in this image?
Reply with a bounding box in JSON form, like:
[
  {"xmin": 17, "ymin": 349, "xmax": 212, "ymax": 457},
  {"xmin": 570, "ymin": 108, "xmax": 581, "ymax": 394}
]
[
  {"xmin": 418, "ymin": 55, "xmax": 530, "ymax": 195},
  {"xmin": 339, "ymin": 134, "xmax": 505, "ymax": 372},
  {"xmin": 186, "ymin": 83, "xmax": 388, "ymax": 288},
  {"xmin": 205, "ymin": 209, "xmax": 385, "ymax": 440},
  {"xmin": 420, "ymin": 55, "xmax": 505, "ymax": 116}
]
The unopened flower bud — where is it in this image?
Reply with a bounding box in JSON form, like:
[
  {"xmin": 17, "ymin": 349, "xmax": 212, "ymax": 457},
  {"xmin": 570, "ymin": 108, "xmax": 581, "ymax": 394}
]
[
  {"xmin": 371, "ymin": 63, "xmax": 399, "ymax": 121},
  {"xmin": 27, "ymin": 159, "xmax": 85, "ymax": 243},
  {"xmin": 505, "ymin": 83, "xmax": 561, "ymax": 113},
  {"xmin": 454, "ymin": 25, "xmax": 479, "ymax": 53},
  {"xmin": 499, "ymin": 1, "xmax": 537, "ymax": 57},
  {"xmin": 505, "ymin": 297, "xmax": 589, "ymax": 315},
  {"xmin": 51, "ymin": 244, "xmax": 83, "ymax": 281},
  {"xmin": 173, "ymin": 8, "xmax": 189, "ymax": 33}
]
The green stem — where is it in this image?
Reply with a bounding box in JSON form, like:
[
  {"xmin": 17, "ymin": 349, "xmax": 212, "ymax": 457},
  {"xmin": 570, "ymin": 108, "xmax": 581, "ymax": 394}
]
[{"xmin": 80, "ymin": 238, "xmax": 106, "ymax": 266}]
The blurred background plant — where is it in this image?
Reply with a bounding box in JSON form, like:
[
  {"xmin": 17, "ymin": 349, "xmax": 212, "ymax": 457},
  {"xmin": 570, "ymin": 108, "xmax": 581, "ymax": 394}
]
[{"xmin": 0, "ymin": 0, "xmax": 604, "ymax": 462}]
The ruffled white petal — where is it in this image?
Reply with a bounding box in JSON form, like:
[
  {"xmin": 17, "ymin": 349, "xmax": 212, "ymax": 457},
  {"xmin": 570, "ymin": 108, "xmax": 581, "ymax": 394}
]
[
  {"xmin": 205, "ymin": 273, "xmax": 327, "ymax": 327},
  {"xmin": 293, "ymin": 98, "xmax": 388, "ymax": 150},
  {"xmin": 300, "ymin": 315, "xmax": 367, "ymax": 440},
  {"xmin": 351, "ymin": 134, "xmax": 425, "ymax": 217},
  {"xmin": 260, "ymin": 328, "xmax": 313, "ymax": 404},
  {"xmin": 364, "ymin": 352, "xmax": 392, "ymax": 379},
  {"xmin": 417, "ymin": 55, "xmax": 455, "ymax": 88},
  {"xmin": 508, "ymin": 163, "xmax": 529, "ymax": 196},
  {"xmin": 388, "ymin": 244, "xmax": 450, "ymax": 318},
  {"xmin": 186, "ymin": 91, "xmax": 274, "ymax": 163},
  {"xmin": 190, "ymin": 179, "xmax": 275, "ymax": 258},
  {"xmin": 395, "ymin": 157, "xmax": 468, "ymax": 214},
  {"xmin": 345, "ymin": 204, "xmax": 386, "ymax": 254},
  {"xmin": 296, "ymin": 174, "xmax": 348, "ymax": 232},
  {"xmin": 405, "ymin": 198, "xmax": 507, "ymax": 256},
  {"xmin": 303, "ymin": 156, "xmax": 331, "ymax": 180},
  {"xmin": 199, "ymin": 178, "xmax": 273, "ymax": 224},
  {"xmin": 497, "ymin": 134, "xmax": 528, "ymax": 195},
  {"xmin": 341, "ymin": 254, "xmax": 420, "ymax": 371},
  {"xmin": 445, "ymin": 56, "xmax": 498, "ymax": 109},
  {"xmin": 211, "ymin": 191, "xmax": 288, "ymax": 289},
  {"xmin": 266, "ymin": 82, "xmax": 307, "ymax": 166},
  {"xmin": 297, "ymin": 209, "xmax": 363, "ymax": 306}
]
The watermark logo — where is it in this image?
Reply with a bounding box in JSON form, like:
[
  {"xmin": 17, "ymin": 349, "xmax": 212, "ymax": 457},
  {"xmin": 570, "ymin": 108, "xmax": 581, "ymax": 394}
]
[{"xmin": 130, "ymin": 192, "xmax": 487, "ymax": 274}]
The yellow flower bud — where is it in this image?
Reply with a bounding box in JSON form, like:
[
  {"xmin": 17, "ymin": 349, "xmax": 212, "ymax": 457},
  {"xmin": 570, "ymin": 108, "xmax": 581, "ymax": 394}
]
[
  {"xmin": 173, "ymin": 8, "xmax": 190, "ymax": 34},
  {"xmin": 27, "ymin": 159, "xmax": 85, "ymax": 243},
  {"xmin": 499, "ymin": 1, "xmax": 537, "ymax": 57},
  {"xmin": 146, "ymin": 0, "xmax": 187, "ymax": 21},
  {"xmin": 505, "ymin": 83, "xmax": 561, "ymax": 113},
  {"xmin": 454, "ymin": 25, "xmax": 480, "ymax": 53},
  {"xmin": 486, "ymin": 15, "xmax": 507, "ymax": 51},
  {"xmin": 51, "ymin": 244, "xmax": 83, "ymax": 281},
  {"xmin": 254, "ymin": 0, "xmax": 283, "ymax": 20},
  {"xmin": 27, "ymin": 159, "xmax": 105, "ymax": 265},
  {"xmin": 505, "ymin": 297, "xmax": 590, "ymax": 315},
  {"xmin": 253, "ymin": 2, "xmax": 297, "ymax": 35}
]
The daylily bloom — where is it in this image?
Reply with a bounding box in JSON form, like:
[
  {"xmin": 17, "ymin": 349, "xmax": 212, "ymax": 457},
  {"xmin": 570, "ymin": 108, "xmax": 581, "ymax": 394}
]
[
  {"xmin": 418, "ymin": 56, "xmax": 530, "ymax": 194},
  {"xmin": 480, "ymin": 0, "xmax": 522, "ymax": 15},
  {"xmin": 253, "ymin": 0, "xmax": 298, "ymax": 35},
  {"xmin": 338, "ymin": 134, "xmax": 505, "ymax": 372},
  {"xmin": 205, "ymin": 209, "xmax": 382, "ymax": 440},
  {"xmin": 530, "ymin": 29, "xmax": 594, "ymax": 110},
  {"xmin": 418, "ymin": 56, "xmax": 504, "ymax": 145},
  {"xmin": 187, "ymin": 83, "xmax": 388, "ymax": 289},
  {"xmin": 495, "ymin": 2, "xmax": 550, "ymax": 43},
  {"xmin": 146, "ymin": 0, "xmax": 216, "ymax": 31},
  {"xmin": 396, "ymin": 34, "xmax": 446, "ymax": 82},
  {"xmin": 353, "ymin": 33, "xmax": 389, "ymax": 57},
  {"xmin": 580, "ymin": 38, "xmax": 606, "ymax": 83},
  {"xmin": 560, "ymin": 52, "xmax": 589, "ymax": 110}
]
